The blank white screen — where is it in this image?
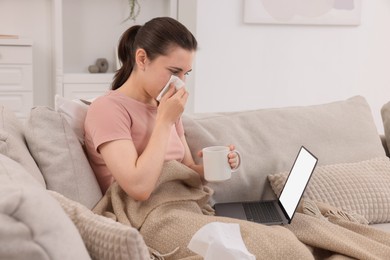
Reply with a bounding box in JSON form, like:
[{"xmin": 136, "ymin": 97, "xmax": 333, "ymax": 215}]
[{"xmin": 279, "ymin": 147, "xmax": 318, "ymax": 219}]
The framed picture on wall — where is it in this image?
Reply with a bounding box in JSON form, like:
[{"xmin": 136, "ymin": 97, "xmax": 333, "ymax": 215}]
[{"xmin": 244, "ymin": 0, "xmax": 361, "ymax": 26}]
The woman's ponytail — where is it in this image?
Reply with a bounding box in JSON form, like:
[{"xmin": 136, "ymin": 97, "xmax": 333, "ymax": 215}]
[{"xmin": 112, "ymin": 25, "xmax": 141, "ymax": 90}]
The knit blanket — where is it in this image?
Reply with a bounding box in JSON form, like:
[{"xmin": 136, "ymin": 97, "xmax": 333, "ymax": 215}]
[{"xmin": 93, "ymin": 160, "xmax": 390, "ymax": 260}]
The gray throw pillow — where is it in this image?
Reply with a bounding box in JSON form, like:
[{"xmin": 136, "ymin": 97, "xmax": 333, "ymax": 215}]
[
  {"xmin": 24, "ymin": 106, "xmax": 102, "ymax": 209},
  {"xmin": 0, "ymin": 154, "xmax": 90, "ymax": 260},
  {"xmin": 183, "ymin": 96, "xmax": 385, "ymax": 205}
]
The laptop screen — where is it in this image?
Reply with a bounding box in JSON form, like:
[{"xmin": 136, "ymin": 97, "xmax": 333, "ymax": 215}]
[{"xmin": 278, "ymin": 146, "xmax": 318, "ymax": 219}]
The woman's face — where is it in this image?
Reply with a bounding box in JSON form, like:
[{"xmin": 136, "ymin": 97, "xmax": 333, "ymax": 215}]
[{"xmin": 143, "ymin": 47, "xmax": 195, "ymax": 100}]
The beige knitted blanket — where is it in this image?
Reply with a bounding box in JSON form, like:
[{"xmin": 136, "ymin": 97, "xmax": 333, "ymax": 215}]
[{"xmin": 93, "ymin": 161, "xmax": 390, "ymax": 260}]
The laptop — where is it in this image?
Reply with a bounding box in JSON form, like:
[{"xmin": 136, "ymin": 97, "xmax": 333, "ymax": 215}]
[{"xmin": 214, "ymin": 146, "xmax": 318, "ymax": 225}]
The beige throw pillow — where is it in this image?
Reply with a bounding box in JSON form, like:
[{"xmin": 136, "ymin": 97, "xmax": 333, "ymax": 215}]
[
  {"xmin": 24, "ymin": 106, "xmax": 102, "ymax": 209},
  {"xmin": 49, "ymin": 190, "xmax": 150, "ymax": 260},
  {"xmin": 183, "ymin": 96, "xmax": 385, "ymax": 205},
  {"xmin": 268, "ymin": 157, "xmax": 390, "ymax": 224}
]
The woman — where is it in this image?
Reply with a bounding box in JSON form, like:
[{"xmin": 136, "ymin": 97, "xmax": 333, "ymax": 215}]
[
  {"xmin": 85, "ymin": 17, "xmax": 312, "ymax": 259},
  {"xmin": 84, "ymin": 17, "xmax": 238, "ymax": 200}
]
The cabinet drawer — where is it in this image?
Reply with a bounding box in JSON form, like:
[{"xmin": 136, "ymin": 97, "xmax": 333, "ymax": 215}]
[
  {"xmin": 0, "ymin": 92, "xmax": 33, "ymax": 119},
  {"xmin": 0, "ymin": 45, "xmax": 33, "ymax": 64},
  {"xmin": 0, "ymin": 65, "xmax": 33, "ymax": 91}
]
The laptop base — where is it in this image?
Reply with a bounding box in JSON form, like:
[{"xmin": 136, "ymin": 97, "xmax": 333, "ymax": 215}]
[{"xmin": 214, "ymin": 200, "xmax": 288, "ymax": 225}]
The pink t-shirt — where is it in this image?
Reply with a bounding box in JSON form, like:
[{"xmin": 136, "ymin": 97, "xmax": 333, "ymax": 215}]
[{"xmin": 84, "ymin": 90, "xmax": 185, "ymax": 193}]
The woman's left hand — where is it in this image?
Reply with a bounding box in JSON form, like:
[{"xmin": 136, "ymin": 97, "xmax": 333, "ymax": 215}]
[{"xmin": 227, "ymin": 144, "xmax": 240, "ymax": 170}]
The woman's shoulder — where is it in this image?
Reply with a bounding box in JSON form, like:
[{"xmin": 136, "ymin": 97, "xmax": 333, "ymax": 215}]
[
  {"xmin": 92, "ymin": 90, "xmax": 149, "ymax": 107},
  {"xmin": 89, "ymin": 91, "xmax": 131, "ymax": 112},
  {"xmin": 86, "ymin": 91, "xmax": 124, "ymax": 118},
  {"xmin": 91, "ymin": 90, "xmax": 121, "ymax": 106}
]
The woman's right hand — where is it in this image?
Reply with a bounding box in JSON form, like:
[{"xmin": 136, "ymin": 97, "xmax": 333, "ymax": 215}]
[{"xmin": 157, "ymin": 86, "xmax": 188, "ymax": 125}]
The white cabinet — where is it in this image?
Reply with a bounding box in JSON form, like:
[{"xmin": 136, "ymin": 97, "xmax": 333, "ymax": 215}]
[{"xmin": 0, "ymin": 39, "xmax": 33, "ymax": 120}]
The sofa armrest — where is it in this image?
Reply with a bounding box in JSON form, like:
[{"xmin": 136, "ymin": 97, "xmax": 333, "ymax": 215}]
[{"xmin": 0, "ymin": 154, "xmax": 90, "ymax": 259}]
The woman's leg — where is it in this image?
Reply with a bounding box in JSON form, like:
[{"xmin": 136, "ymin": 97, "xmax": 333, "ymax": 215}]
[{"xmin": 141, "ymin": 202, "xmax": 313, "ymax": 260}]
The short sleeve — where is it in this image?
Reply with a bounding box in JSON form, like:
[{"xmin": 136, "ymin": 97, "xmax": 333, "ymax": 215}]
[{"xmin": 85, "ymin": 97, "xmax": 132, "ymax": 152}]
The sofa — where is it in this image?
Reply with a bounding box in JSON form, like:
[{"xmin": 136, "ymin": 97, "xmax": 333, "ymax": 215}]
[{"xmin": 1, "ymin": 95, "xmax": 390, "ymax": 259}]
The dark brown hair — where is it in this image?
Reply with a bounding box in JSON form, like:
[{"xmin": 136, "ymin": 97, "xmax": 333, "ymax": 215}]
[{"xmin": 112, "ymin": 17, "xmax": 198, "ymax": 90}]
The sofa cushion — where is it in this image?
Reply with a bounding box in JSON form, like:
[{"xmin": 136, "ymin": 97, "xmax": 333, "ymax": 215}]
[
  {"xmin": 0, "ymin": 154, "xmax": 90, "ymax": 260},
  {"xmin": 183, "ymin": 96, "xmax": 385, "ymax": 204},
  {"xmin": 24, "ymin": 106, "xmax": 102, "ymax": 209},
  {"xmin": 381, "ymin": 101, "xmax": 390, "ymax": 153},
  {"xmin": 268, "ymin": 157, "xmax": 390, "ymax": 224},
  {"xmin": 0, "ymin": 106, "xmax": 45, "ymax": 187},
  {"xmin": 49, "ymin": 190, "xmax": 150, "ymax": 260}
]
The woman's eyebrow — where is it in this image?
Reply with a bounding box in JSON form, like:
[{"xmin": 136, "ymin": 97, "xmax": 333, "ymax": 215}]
[
  {"xmin": 168, "ymin": 67, "xmax": 192, "ymax": 74},
  {"xmin": 168, "ymin": 66, "xmax": 183, "ymax": 72}
]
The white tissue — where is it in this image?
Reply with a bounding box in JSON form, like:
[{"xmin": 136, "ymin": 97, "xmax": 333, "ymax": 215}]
[
  {"xmin": 156, "ymin": 75, "xmax": 185, "ymax": 101},
  {"xmin": 187, "ymin": 222, "xmax": 256, "ymax": 260}
]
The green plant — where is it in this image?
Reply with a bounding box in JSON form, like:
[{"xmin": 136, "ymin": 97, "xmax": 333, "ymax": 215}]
[{"xmin": 124, "ymin": 0, "xmax": 141, "ymax": 22}]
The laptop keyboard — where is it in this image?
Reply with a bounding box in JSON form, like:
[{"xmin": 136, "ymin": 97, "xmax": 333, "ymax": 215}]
[{"xmin": 243, "ymin": 201, "xmax": 283, "ymax": 223}]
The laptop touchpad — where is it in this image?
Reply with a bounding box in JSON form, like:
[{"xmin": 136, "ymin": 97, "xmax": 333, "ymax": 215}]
[{"xmin": 215, "ymin": 203, "xmax": 247, "ymax": 220}]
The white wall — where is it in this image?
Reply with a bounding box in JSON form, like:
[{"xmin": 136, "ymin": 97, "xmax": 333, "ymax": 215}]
[
  {"xmin": 191, "ymin": 0, "xmax": 390, "ymax": 133},
  {"xmin": 1, "ymin": 0, "xmax": 389, "ymax": 132}
]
